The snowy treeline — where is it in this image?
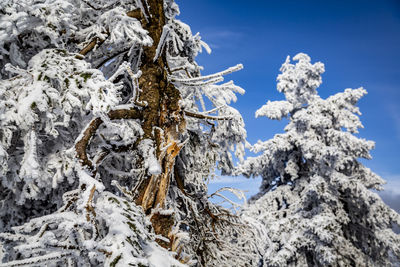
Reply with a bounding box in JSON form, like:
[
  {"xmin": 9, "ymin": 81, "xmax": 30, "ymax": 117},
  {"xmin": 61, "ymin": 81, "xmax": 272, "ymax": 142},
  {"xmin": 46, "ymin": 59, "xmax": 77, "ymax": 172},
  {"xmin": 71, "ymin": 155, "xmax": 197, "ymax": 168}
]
[{"xmin": 0, "ymin": 0, "xmax": 398, "ymax": 266}]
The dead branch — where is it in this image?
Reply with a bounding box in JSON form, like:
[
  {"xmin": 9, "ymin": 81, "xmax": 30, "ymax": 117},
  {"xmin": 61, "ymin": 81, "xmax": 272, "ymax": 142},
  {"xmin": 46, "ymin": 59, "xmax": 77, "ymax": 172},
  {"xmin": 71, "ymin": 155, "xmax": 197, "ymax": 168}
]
[
  {"xmin": 85, "ymin": 185, "xmax": 97, "ymax": 222},
  {"xmin": 75, "ymin": 108, "xmax": 142, "ymax": 171},
  {"xmin": 184, "ymin": 111, "xmax": 233, "ymax": 121},
  {"xmin": 94, "ymin": 141, "xmax": 138, "ymax": 167},
  {"xmin": 81, "ymin": 0, "xmax": 113, "ymax": 11},
  {"xmin": 169, "ymin": 66, "xmax": 192, "ymax": 78},
  {"xmin": 95, "ymin": 47, "xmax": 130, "ymax": 69},
  {"xmin": 79, "ymin": 38, "xmax": 99, "ymax": 56},
  {"xmin": 126, "ymin": 9, "xmax": 145, "ymax": 21}
]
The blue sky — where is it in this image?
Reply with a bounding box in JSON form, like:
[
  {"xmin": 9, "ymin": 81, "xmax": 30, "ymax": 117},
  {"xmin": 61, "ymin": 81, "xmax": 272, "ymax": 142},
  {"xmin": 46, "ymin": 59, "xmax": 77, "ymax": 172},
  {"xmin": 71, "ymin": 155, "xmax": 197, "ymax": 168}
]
[{"xmin": 176, "ymin": 0, "xmax": 400, "ymax": 211}]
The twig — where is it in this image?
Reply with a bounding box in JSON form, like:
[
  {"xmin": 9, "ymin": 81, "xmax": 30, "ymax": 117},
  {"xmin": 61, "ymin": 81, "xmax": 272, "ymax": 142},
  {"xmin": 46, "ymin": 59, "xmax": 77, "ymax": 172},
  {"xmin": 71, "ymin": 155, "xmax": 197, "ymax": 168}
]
[
  {"xmin": 0, "ymin": 252, "xmax": 72, "ymax": 267},
  {"xmin": 79, "ymin": 38, "xmax": 99, "ymax": 56},
  {"xmin": 81, "ymin": 0, "xmax": 114, "ymax": 10},
  {"xmin": 85, "ymin": 185, "xmax": 96, "ymax": 222},
  {"xmin": 184, "ymin": 111, "xmax": 233, "ymax": 121},
  {"xmin": 95, "ymin": 47, "xmax": 130, "ymax": 69}
]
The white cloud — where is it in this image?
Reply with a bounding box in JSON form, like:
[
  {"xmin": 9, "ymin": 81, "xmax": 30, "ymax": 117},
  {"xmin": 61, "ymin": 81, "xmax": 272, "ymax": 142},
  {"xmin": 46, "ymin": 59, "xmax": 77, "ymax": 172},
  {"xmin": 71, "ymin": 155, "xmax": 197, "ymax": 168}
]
[
  {"xmin": 200, "ymin": 28, "xmax": 245, "ymax": 50},
  {"xmin": 204, "ymin": 30, "xmax": 243, "ymax": 39},
  {"xmin": 378, "ymin": 175, "xmax": 400, "ymax": 213},
  {"xmin": 382, "ymin": 175, "xmax": 400, "ymax": 195}
]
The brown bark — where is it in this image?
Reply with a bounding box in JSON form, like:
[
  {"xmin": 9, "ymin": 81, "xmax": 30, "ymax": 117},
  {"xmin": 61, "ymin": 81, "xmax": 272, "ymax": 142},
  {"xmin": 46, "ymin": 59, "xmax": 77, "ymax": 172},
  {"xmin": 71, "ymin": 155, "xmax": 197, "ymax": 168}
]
[
  {"xmin": 79, "ymin": 38, "xmax": 99, "ymax": 56},
  {"xmin": 132, "ymin": 1, "xmax": 183, "ymax": 204},
  {"xmin": 131, "ymin": 0, "xmax": 186, "ymax": 249}
]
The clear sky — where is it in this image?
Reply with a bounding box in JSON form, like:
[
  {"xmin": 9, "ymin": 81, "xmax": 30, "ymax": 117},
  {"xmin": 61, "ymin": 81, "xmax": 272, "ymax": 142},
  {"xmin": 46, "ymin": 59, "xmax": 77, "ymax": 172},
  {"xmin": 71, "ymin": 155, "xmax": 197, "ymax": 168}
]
[{"xmin": 176, "ymin": 0, "xmax": 400, "ymax": 211}]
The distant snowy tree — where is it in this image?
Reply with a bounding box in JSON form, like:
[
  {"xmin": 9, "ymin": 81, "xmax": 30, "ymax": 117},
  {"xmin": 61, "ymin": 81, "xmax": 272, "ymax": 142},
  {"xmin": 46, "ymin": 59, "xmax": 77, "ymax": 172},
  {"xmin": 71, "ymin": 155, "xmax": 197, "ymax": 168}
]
[
  {"xmin": 0, "ymin": 0, "xmax": 261, "ymax": 266},
  {"xmin": 238, "ymin": 53, "xmax": 400, "ymax": 266}
]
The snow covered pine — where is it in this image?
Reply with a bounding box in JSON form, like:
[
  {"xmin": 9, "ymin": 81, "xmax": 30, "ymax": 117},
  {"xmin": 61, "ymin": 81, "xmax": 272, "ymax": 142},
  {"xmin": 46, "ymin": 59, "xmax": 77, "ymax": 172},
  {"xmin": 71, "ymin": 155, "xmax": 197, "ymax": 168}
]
[
  {"xmin": 0, "ymin": 0, "xmax": 261, "ymax": 266},
  {"xmin": 238, "ymin": 53, "xmax": 400, "ymax": 266}
]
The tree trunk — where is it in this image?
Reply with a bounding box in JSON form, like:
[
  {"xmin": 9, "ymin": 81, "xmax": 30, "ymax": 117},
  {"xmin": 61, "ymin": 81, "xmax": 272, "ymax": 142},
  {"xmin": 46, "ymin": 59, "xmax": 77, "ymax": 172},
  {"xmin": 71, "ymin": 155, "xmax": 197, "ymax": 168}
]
[{"xmin": 131, "ymin": 0, "xmax": 185, "ymax": 248}]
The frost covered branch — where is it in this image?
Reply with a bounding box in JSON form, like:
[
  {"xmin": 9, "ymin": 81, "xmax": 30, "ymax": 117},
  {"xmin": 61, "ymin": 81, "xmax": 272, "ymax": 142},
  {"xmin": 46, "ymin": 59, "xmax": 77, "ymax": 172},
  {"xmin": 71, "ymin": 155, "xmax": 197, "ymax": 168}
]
[
  {"xmin": 75, "ymin": 108, "xmax": 142, "ymax": 170},
  {"xmin": 184, "ymin": 110, "xmax": 233, "ymax": 121}
]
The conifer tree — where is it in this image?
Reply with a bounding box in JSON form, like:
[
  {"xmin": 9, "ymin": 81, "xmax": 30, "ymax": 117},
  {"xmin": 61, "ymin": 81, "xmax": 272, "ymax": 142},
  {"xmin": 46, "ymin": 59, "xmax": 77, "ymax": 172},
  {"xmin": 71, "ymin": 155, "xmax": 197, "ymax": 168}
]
[
  {"xmin": 239, "ymin": 53, "xmax": 400, "ymax": 266},
  {"xmin": 0, "ymin": 0, "xmax": 261, "ymax": 266}
]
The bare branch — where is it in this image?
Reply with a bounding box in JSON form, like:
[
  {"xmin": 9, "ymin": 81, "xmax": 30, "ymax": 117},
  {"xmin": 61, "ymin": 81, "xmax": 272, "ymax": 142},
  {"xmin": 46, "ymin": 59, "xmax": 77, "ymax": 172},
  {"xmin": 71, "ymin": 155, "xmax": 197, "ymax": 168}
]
[
  {"xmin": 184, "ymin": 111, "xmax": 233, "ymax": 121},
  {"xmin": 169, "ymin": 64, "xmax": 243, "ymax": 83},
  {"xmin": 81, "ymin": 0, "xmax": 107, "ymax": 10},
  {"xmin": 79, "ymin": 38, "xmax": 99, "ymax": 56},
  {"xmin": 85, "ymin": 185, "xmax": 96, "ymax": 222}
]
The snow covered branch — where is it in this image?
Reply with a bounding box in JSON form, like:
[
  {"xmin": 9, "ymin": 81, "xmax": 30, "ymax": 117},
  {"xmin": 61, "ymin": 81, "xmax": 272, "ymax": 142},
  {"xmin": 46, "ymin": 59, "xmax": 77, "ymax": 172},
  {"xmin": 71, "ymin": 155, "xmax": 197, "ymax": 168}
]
[
  {"xmin": 75, "ymin": 108, "xmax": 142, "ymax": 171},
  {"xmin": 184, "ymin": 110, "xmax": 234, "ymax": 121}
]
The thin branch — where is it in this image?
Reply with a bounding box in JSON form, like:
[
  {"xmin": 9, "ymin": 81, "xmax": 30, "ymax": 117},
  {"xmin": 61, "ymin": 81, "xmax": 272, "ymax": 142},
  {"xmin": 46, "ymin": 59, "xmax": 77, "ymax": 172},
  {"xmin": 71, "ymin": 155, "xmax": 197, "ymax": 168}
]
[
  {"xmin": 95, "ymin": 47, "xmax": 130, "ymax": 69},
  {"xmin": 125, "ymin": 65, "xmax": 147, "ymax": 107},
  {"xmin": 94, "ymin": 141, "xmax": 139, "ymax": 167},
  {"xmin": 85, "ymin": 185, "xmax": 96, "ymax": 222},
  {"xmin": 0, "ymin": 252, "xmax": 72, "ymax": 267},
  {"xmin": 77, "ymin": 8, "xmax": 143, "ymax": 59},
  {"xmin": 202, "ymin": 105, "xmax": 226, "ymax": 115},
  {"xmin": 81, "ymin": 0, "xmax": 113, "ymax": 10},
  {"xmin": 75, "ymin": 118, "xmax": 103, "ymax": 169},
  {"xmin": 79, "ymin": 38, "xmax": 99, "ymax": 56},
  {"xmin": 37, "ymin": 223, "xmax": 49, "ymax": 239},
  {"xmin": 169, "ymin": 66, "xmax": 193, "ymax": 79},
  {"xmin": 111, "ymin": 180, "xmax": 136, "ymax": 201},
  {"xmin": 184, "ymin": 111, "xmax": 233, "ymax": 121},
  {"xmin": 169, "ymin": 64, "xmax": 243, "ymax": 83},
  {"xmin": 135, "ymin": 0, "xmax": 149, "ymax": 22},
  {"xmin": 175, "ymin": 76, "xmax": 224, "ymax": 87}
]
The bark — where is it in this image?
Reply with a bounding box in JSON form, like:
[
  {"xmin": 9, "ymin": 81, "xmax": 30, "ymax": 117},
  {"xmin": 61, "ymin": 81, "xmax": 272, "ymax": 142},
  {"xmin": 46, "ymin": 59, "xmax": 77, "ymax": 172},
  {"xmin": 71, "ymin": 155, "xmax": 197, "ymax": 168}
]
[
  {"xmin": 131, "ymin": 2, "xmax": 184, "ymax": 203},
  {"xmin": 131, "ymin": 0, "xmax": 186, "ymax": 250}
]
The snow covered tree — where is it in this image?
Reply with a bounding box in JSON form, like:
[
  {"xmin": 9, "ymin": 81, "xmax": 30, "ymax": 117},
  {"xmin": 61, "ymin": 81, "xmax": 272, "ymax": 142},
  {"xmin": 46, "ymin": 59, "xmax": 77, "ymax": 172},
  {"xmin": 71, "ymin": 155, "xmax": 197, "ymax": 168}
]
[
  {"xmin": 238, "ymin": 53, "xmax": 400, "ymax": 266},
  {"xmin": 0, "ymin": 0, "xmax": 262, "ymax": 266}
]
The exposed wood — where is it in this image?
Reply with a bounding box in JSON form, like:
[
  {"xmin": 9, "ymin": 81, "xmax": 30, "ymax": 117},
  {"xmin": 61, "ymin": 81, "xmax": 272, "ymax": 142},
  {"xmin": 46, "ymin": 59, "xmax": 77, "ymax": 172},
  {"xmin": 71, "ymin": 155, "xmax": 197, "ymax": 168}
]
[
  {"xmin": 85, "ymin": 185, "xmax": 97, "ymax": 222},
  {"xmin": 154, "ymin": 139, "xmax": 183, "ymax": 207},
  {"xmin": 150, "ymin": 212, "xmax": 174, "ymax": 249},
  {"xmin": 79, "ymin": 38, "xmax": 99, "ymax": 56}
]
